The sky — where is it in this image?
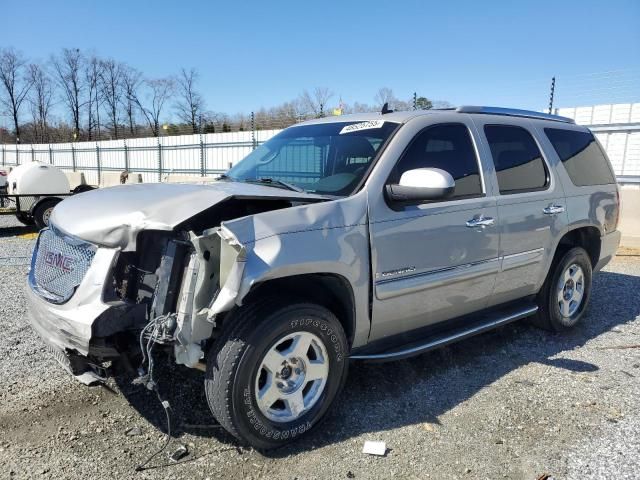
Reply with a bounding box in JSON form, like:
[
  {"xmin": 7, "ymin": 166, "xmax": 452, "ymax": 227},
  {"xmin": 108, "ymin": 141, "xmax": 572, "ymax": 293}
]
[{"xmin": 1, "ymin": 0, "xmax": 639, "ymax": 119}]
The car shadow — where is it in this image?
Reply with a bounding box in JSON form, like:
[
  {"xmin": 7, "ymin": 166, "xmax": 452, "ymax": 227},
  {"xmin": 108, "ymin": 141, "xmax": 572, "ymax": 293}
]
[{"xmin": 113, "ymin": 270, "xmax": 640, "ymax": 455}]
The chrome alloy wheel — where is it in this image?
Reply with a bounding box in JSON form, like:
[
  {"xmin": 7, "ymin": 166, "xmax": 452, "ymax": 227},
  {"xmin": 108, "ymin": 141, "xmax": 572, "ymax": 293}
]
[
  {"xmin": 254, "ymin": 331, "xmax": 329, "ymax": 423},
  {"xmin": 557, "ymin": 263, "xmax": 585, "ymax": 318}
]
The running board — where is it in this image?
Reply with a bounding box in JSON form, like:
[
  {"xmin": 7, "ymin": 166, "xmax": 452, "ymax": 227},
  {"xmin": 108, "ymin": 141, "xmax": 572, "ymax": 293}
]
[{"xmin": 350, "ymin": 304, "xmax": 538, "ymax": 362}]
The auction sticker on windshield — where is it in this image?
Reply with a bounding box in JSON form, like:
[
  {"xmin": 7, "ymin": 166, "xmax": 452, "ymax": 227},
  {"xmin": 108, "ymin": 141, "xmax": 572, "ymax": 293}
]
[{"xmin": 340, "ymin": 120, "xmax": 385, "ymax": 134}]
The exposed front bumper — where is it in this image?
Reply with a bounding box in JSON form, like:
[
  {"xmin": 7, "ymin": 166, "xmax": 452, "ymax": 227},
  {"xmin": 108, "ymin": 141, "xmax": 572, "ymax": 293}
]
[
  {"xmin": 594, "ymin": 229, "xmax": 622, "ymax": 272},
  {"xmin": 25, "ymin": 247, "xmax": 119, "ymax": 356}
]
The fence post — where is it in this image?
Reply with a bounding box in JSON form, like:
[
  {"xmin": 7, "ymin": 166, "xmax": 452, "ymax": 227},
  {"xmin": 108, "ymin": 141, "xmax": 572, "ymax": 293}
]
[
  {"xmin": 71, "ymin": 143, "xmax": 76, "ymax": 171},
  {"xmin": 251, "ymin": 111, "xmax": 256, "ymax": 150},
  {"xmin": 48, "ymin": 145, "xmax": 53, "ymax": 164},
  {"xmin": 31, "ymin": 145, "xmax": 35, "ymax": 162},
  {"xmin": 199, "ymin": 133, "xmax": 205, "ymax": 176},
  {"xmin": 123, "ymin": 140, "xmax": 129, "ymax": 172},
  {"xmin": 1, "ymin": 145, "xmax": 4, "ymax": 166},
  {"xmin": 157, "ymin": 138, "xmax": 163, "ymax": 182},
  {"xmin": 96, "ymin": 143, "xmax": 102, "ymax": 184},
  {"xmin": 16, "ymin": 145, "xmax": 19, "ymax": 165}
]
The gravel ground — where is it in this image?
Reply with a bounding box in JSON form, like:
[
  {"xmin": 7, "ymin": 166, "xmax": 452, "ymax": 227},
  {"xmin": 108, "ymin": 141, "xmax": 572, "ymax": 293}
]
[{"xmin": 0, "ymin": 214, "xmax": 639, "ymax": 480}]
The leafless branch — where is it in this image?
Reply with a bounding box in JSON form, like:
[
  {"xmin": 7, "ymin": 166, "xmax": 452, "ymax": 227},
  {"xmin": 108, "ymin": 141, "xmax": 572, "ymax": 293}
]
[
  {"xmin": 174, "ymin": 67, "xmax": 205, "ymax": 133},
  {"xmin": 0, "ymin": 48, "xmax": 33, "ymax": 142}
]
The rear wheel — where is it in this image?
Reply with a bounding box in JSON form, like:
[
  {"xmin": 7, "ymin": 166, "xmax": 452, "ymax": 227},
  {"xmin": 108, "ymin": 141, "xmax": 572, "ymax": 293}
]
[
  {"xmin": 33, "ymin": 199, "xmax": 60, "ymax": 230},
  {"xmin": 204, "ymin": 299, "xmax": 349, "ymax": 449},
  {"xmin": 533, "ymin": 247, "xmax": 592, "ymax": 331}
]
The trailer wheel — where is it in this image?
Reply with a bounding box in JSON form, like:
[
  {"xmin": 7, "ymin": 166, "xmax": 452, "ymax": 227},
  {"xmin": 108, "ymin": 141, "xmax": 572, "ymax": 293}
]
[
  {"xmin": 15, "ymin": 212, "xmax": 35, "ymax": 226},
  {"xmin": 33, "ymin": 199, "xmax": 60, "ymax": 230}
]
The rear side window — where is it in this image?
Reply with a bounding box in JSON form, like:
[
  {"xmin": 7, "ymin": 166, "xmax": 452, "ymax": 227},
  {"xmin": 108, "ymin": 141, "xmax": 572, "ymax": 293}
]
[
  {"xmin": 544, "ymin": 128, "xmax": 616, "ymax": 186},
  {"xmin": 484, "ymin": 125, "xmax": 548, "ymax": 194},
  {"xmin": 391, "ymin": 123, "xmax": 482, "ymax": 199}
]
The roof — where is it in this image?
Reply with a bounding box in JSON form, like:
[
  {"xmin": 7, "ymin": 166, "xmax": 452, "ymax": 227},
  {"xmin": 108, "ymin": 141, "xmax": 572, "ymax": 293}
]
[{"xmin": 296, "ymin": 105, "xmax": 575, "ymax": 127}]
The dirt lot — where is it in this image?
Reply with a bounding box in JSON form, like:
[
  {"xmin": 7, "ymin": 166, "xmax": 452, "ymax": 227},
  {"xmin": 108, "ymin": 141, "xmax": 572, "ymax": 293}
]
[{"xmin": 1, "ymin": 215, "xmax": 639, "ymax": 479}]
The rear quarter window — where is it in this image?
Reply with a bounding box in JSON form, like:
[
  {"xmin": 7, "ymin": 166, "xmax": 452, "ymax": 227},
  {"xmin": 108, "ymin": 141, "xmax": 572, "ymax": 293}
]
[{"xmin": 544, "ymin": 128, "xmax": 616, "ymax": 186}]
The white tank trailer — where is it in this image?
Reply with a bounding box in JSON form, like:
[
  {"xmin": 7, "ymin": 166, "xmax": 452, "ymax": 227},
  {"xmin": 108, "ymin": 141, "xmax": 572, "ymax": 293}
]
[{"xmin": 2, "ymin": 162, "xmax": 94, "ymax": 229}]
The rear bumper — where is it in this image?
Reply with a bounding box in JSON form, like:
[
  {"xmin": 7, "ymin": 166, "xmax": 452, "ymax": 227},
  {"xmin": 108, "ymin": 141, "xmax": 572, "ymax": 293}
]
[{"xmin": 594, "ymin": 230, "xmax": 622, "ymax": 272}]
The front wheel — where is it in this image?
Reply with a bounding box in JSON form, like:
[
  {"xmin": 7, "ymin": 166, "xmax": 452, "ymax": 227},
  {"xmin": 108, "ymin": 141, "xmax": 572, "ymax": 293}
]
[{"xmin": 204, "ymin": 300, "xmax": 348, "ymax": 449}]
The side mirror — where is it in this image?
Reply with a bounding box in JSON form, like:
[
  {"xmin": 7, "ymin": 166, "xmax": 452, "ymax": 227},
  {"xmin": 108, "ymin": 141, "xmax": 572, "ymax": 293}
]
[{"xmin": 386, "ymin": 168, "xmax": 455, "ymax": 202}]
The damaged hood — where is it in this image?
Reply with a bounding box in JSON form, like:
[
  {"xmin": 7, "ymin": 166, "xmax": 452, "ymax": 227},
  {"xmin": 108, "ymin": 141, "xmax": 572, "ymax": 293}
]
[{"xmin": 50, "ymin": 182, "xmax": 327, "ymax": 250}]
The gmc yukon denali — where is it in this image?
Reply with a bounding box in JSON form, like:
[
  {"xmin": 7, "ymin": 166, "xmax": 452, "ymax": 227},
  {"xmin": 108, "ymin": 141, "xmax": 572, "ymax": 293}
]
[{"xmin": 26, "ymin": 106, "xmax": 621, "ymax": 449}]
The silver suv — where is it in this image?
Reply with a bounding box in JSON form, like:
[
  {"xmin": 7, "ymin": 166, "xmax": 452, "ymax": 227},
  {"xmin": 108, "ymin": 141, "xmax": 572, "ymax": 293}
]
[{"xmin": 26, "ymin": 106, "xmax": 621, "ymax": 449}]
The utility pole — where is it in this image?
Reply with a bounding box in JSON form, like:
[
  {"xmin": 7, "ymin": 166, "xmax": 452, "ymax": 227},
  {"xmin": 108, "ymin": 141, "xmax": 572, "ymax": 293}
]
[
  {"xmin": 548, "ymin": 76, "xmax": 556, "ymax": 114},
  {"xmin": 413, "ymin": 92, "xmax": 417, "ymax": 110}
]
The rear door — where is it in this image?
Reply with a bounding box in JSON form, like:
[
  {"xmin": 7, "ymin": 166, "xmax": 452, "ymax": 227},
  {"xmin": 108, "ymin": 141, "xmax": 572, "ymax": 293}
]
[{"xmin": 473, "ymin": 119, "xmax": 568, "ymax": 305}]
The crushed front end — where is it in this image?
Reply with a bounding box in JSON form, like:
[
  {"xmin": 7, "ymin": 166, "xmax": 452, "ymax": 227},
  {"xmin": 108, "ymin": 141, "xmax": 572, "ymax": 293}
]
[{"xmin": 26, "ymin": 220, "xmax": 246, "ymax": 383}]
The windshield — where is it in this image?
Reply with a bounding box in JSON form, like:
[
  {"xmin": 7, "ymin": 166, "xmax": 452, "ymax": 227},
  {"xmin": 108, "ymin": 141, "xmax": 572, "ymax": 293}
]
[{"xmin": 226, "ymin": 120, "xmax": 399, "ymax": 196}]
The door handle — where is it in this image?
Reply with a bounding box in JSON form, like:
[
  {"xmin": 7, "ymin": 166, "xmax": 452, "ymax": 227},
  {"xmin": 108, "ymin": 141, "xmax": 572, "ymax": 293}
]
[
  {"xmin": 466, "ymin": 216, "xmax": 495, "ymax": 228},
  {"xmin": 543, "ymin": 205, "xmax": 565, "ymax": 215}
]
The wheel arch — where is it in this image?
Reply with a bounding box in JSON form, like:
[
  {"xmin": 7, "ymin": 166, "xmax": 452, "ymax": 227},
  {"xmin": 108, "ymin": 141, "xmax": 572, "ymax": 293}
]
[
  {"xmin": 238, "ymin": 273, "xmax": 357, "ymax": 348},
  {"xmin": 555, "ymin": 226, "xmax": 601, "ymax": 268}
]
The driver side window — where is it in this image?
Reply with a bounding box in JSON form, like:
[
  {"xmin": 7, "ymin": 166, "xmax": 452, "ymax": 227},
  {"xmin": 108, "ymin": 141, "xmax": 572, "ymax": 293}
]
[{"xmin": 391, "ymin": 123, "xmax": 483, "ymax": 199}]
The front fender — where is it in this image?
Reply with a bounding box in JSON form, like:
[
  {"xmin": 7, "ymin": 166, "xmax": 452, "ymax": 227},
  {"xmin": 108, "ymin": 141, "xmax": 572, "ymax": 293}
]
[{"xmin": 217, "ymin": 193, "xmax": 372, "ymax": 348}]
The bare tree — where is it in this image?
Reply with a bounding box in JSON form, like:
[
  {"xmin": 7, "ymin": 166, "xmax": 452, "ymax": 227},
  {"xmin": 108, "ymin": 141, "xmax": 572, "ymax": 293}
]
[
  {"xmin": 300, "ymin": 87, "xmax": 334, "ymax": 117},
  {"xmin": 0, "ymin": 48, "xmax": 32, "ymax": 142},
  {"xmin": 120, "ymin": 65, "xmax": 141, "ymax": 136},
  {"xmin": 131, "ymin": 78, "xmax": 174, "ymax": 136},
  {"xmin": 27, "ymin": 63, "xmax": 54, "ymax": 143},
  {"xmin": 51, "ymin": 48, "xmax": 84, "ymax": 139},
  {"xmin": 175, "ymin": 67, "xmax": 205, "ymax": 133},
  {"xmin": 344, "ymin": 101, "xmax": 375, "ymax": 114},
  {"xmin": 374, "ymin": 87, "xmax": 395, "ymax": 108},
  {"xmin": 99, "ymin": 59, "xmax": 123, "ymax": 139},
  {"xmin": 85, "ymin": 55, "xmax": 103, "ymax": 140}
]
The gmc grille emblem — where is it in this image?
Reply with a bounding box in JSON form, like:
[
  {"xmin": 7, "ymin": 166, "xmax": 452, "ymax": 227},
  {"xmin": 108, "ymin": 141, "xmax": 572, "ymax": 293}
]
[{"xmin": 44, "ymin": 251, "xmax": 75, "ymax": 273}]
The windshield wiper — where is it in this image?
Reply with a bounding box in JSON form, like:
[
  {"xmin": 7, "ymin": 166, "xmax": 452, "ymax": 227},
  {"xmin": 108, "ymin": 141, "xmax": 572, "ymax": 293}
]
[
  {"xmin": 244, "ymin": 177, "xmax": 305, "ymax": 193},
  {"xmin": 217, "ymin": 173, "xmax": 234, "ymax": 181}
]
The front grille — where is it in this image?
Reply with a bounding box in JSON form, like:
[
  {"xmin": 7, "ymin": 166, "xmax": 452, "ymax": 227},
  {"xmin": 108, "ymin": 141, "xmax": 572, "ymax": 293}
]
[{"xmin": 29, "ymin": 227, "xmax": 96, "ymax": 303}]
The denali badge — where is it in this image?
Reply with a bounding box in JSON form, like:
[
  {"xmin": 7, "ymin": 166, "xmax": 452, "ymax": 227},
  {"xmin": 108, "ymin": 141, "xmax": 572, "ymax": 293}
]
[
  {"xmin": 44, "ymin": 251, "xmax": 75, "ymax": 273},
  {"xmin": 379, "ymin": 266, "xmax": 416, "ymax": 278}
]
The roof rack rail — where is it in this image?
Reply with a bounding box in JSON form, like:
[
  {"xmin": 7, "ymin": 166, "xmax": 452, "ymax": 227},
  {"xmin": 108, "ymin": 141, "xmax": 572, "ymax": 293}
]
[{"xmin": 456, "ymin": 106, "xmax": 575, "ymax": 124}]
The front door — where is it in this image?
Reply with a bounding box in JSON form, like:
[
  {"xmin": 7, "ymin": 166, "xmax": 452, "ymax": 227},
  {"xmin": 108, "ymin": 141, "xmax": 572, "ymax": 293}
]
[{"xmin": 367, "ymin": 121, "xmax": 500, "ymax": 343}]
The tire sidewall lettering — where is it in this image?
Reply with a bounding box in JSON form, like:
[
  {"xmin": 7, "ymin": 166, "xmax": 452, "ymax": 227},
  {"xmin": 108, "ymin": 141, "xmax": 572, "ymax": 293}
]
[{"xmin": 237, "ymin": 314, "xmax": 345, "ymax": 443}]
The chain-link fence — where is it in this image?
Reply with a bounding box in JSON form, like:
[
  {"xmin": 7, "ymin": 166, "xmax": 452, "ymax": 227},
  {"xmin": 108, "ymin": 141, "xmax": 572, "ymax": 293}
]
[
  {"xmin": 2, "ymin": 103, "xmax": 640, "ymax": 185},
  {"xmin": 0, "ymin": 128, "xmax": 282, "ymax": 185}
]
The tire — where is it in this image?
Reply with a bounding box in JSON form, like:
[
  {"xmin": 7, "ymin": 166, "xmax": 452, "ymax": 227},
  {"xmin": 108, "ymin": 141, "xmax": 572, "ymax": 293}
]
[
  {"xmin": 204, "ymin": 298, "xmax": 349, "ymax": 449},
  {"xmin": 15, "ymin": 212, "xmax": 35, "ymax": 226},
  {"xmin": 533, "ymin": 246, "xmax": 592, "ymax": 331},
  {"xmin": 33, "ymin": 199, "xmax": 60, "ymax": 230}
]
